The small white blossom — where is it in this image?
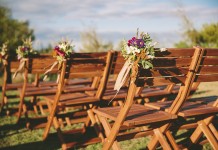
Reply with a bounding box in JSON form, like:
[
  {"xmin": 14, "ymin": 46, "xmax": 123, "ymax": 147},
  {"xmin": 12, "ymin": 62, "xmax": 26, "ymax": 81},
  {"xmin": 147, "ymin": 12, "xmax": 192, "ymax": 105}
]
[
  {"xmin": 126, "ymin": 46, "xmax": 132, "ymax": 54},
  {"xmin": 133, "ymin": 47, "xmax": 140, "ymax": 54},
  {"xmin": 148, "ymin": 55, "xmax": 154, "ymax": 59},
  {"xmin": 160, "ymin": 48, "xmax": 167, "ymax": 52},
  {"xmin": 59, "ymin": 43, "xmax": 66, "ymax": 50}
]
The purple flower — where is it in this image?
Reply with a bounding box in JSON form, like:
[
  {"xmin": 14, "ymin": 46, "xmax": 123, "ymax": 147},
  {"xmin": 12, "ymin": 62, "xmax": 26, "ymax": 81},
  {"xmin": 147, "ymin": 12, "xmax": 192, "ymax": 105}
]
[
  {"xmin": 127, "ymin": 37, "xmax": 145, "ymax": 48},
  {"xmin": 136, "ymin": 39, "xmax": 144, "ymax": 48}
]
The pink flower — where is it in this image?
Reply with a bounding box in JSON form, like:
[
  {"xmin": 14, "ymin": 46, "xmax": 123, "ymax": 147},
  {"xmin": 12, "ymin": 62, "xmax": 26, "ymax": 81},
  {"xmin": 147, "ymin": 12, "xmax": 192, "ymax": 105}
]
[
  {"xmin": 21, "ymin": 46, "xmax": 29, "ymax": 52},
  {"xmin": 54, "ymin": 46, "xmax": 65, "ymax": 57}
]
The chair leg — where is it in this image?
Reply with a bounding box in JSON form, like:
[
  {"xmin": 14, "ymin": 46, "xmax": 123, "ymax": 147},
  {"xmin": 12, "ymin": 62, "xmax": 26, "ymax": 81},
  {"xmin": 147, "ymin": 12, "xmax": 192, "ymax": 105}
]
[
  {"xmin": 147, "ymin": 124, "xmax": 172, "ymax": 150},
  {"xmin": 0, "ymin": 92, "xmax": 6, "ymax": 113},
  {"xmin": 190, "ymin": 116, "xmax": 214, "ymax": 144},
  {"xmin": 165, "ymin": 130, "xmax": 180, "ymax": 150},
  {"xmin": 87, "ymin": 109, "xmax": 105, "ymax": 141},
  {"xmin": 43, "ymin": 107, "xmax": 56, "ymax": 141},
  {"xmin": 16, "ymin": 97, "xmax": 25, "ymax": 124},
  {"xmin": 99, "ymin": 116, "xmax": 121, "ymax": 150},
  {"xmin": 147, "ymin": 135, "xmax": 160, "ymax": 150},
  {"xmin": 198, "ymin": 121, "xmax": 218, "ymax": 150},
  {"xmin": 153, "ymin": 128, "xmax": 172, "ymax": 150},
  {"xmin": 209, "ymin": 123, "xmax": 218, "ymax": 140}
]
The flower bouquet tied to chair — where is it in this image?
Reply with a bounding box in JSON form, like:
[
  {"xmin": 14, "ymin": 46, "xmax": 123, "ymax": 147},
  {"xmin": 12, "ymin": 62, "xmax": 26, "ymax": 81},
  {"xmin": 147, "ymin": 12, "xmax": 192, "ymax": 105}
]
[
  {"xmin": 0, "ymin": 42, "xmax": 9, "ymax": 66},
  {"xmin": 43, "ymin": 39, "xmax": 74, "ymax": 80},
  {"xmin": 114, "ymin": 29, "xmax": 166, "ymax": 93},
  {"xmin": 13, "ymin": 37, "xmax": 38, "ymax": 78}
]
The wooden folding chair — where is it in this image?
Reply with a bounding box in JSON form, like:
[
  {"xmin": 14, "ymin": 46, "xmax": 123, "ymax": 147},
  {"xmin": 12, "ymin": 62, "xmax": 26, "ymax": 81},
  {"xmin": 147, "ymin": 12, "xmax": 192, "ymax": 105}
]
[
  {"xmin": 15, "ymin": 55, "xmax": 61, "ymax": 124},
  {"xmin": 176, "ymin": 48, "xmax": 218, "ymax": 148},
  {"xmin": 42, "ymin": 51, "xmax": 113, "ymax": 149},
  {"xmin": 0, "ymin": 57, "xmax": 36, "ymax": 114},
  {"xmin": 91, "ymin": 47, "xmax": 203, "ymax": 150},
  {"xmin": 144, "ymin": 48, "xmax": 218, "ymax": 149}
]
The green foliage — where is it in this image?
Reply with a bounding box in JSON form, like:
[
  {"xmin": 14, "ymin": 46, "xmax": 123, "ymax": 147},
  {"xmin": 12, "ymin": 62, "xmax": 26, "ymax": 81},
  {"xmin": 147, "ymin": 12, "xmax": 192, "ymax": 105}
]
[
  {"xmin": 79, "ymin": 28, "xmax": 113, "ymax": 52},
  {"xmin": 0, "ymin": 6, "xmax": 35, "ymax": 58},
  {"xmin": 175, "ymin": 22, "xmax": 218, "ymax": 48}
]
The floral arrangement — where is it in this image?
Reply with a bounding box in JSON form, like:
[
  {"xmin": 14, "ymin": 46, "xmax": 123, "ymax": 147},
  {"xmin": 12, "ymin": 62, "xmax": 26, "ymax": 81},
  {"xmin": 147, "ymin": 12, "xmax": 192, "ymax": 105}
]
[
  {"xmin": 0, "ymin": 42, "xmax": 8, "ymax": 61},
  {"xmin": 43, "ymin": 40, "xmax": 74, "ymax": 80},
  {"xmin": 121, "ymin": 29, "xmax": 166, "ymax": 69},
  {"xmin": 16, "ymin": 37, "xmax": 37, "ymax": 60},
  {"xmin": 53, "ymin": 40, "xmax": 74, "ymax": 61},
  {"xmin": 114, "ymin": 29, "xmax": 167, "ymax": 96}
]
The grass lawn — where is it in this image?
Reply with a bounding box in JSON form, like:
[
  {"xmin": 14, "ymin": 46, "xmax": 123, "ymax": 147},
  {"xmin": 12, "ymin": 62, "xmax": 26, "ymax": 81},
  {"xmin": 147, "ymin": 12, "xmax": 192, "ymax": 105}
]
[{"xmin": 0, "ymin": 82, "xmax": 217, "ymax": 150}]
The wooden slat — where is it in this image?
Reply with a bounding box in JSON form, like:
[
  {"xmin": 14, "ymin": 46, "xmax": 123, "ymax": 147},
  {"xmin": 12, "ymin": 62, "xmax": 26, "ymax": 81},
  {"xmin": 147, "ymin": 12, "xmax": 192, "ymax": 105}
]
[
  {"xmin": 195, "ymin": 74, "xmax": 218, "ymax": 82},
  {"xmin": 69, "ymin": 64, "xmax": 105, "ymax": 72},
  {"xmin": 152, "ymin": 58, "xmax": 192, "ymax": 67},
  {"xmin": 72, "ymin": 52, "xmax": 108, "ymax": 58},
  {"xmin": 154, "ymin": 48, "xmax": 195, "ymax": 57},
  {"xmin": 139, "ymin": 67, "xmax": 189, "ymax": 77},
  {"xmin": 69, "ymin": 59, "xmax": 106, "ymax": 64},
  {"xmin": 136, "ymin": 76, "xmax": 186, "ymax": 87},
  {"xmin": 204, "ymin": 49, "xmax": 218, "ymax": 56},
  {"xmin": 200, "ymin": 57, "xmax": 218, "ymax": 65},
  {"xmin": 197, "ymin": 66, "xmax": 218, "ymax": 74}
]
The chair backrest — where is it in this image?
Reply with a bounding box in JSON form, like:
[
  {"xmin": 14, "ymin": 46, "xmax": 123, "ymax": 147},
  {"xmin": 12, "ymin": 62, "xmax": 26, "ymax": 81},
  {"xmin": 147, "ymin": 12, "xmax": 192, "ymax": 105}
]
[
  {"xmin": 27, "ymin": 55, "xmax": 59, "ymax": 74},
  {"xmin": 122, "ymin": 47, "xmax": 203, "ymax": 115},
  {"xmin": 194, "ymin": 48, "xmax": 218, "ymax": 106},
  {"xmin": 110, "ymin": 51, "xmax": 126, "ymax": 75},
  {"xmin": 27, "ymin": 54, "xmax": 60, "ymax": 85},
  {"xmin": 62, "ymin": 51, "xmax": 113, "ymax": 98}
]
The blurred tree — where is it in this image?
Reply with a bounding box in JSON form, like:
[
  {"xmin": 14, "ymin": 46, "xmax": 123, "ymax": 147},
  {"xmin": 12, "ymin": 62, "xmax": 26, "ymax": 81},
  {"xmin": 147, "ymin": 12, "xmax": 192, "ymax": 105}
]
[
  {"xmin": 175, "ymin": 22, "xmax": 218, "ymax": 48},
  {"xmin": 79, "ymin": 28, "xmax": 113, "ymax": 52},
  {"xmin": 0, "ymin": 6, "xmax": 35, "ymax": 58},
  {"xmin": 174, "ymin": 0, "xmax": 218, "ymax": 48}
]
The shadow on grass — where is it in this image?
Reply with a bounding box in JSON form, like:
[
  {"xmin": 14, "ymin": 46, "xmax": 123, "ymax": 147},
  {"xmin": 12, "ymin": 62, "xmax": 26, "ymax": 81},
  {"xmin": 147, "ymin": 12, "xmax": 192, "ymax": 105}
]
[{"xmin": 0, "ymin": 132, "xmax": 61, "ymax": 150}]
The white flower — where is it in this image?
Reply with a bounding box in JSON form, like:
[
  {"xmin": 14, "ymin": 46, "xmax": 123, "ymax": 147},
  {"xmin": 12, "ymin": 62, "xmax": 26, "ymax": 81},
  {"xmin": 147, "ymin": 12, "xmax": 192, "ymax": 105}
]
[
  {"xmin": 133, "ymin": 47, "xmax": 140, "ymax": 54},
  {"xmin": 148, "ymin": 55, "xmax": 154, "ymax": 59},
  {"xmin": 160, "ymin": 48, "xmax": 167, "ymax": 52},
  {"xmin": 126, "ymin": 46, "xmax": 132, "ymax": 54},
  {"xmin": 59, "ymin": 43, "xmax": 67, "ymax": 50}
]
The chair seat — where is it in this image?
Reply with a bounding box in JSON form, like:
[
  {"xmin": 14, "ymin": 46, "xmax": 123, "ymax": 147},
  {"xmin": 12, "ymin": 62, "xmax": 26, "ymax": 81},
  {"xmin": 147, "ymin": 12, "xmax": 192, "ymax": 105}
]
[
  {"xmin": 188, "ymin": 96, "xmax": 218, "ymax": 105},
  {"xmin": 43, "ymin": 93, "xmax": 99, "ymax": 106},
  {"xmin": 144, "ymin": 100, "xmax": 218, "ymax": 117},
  {"xmin": 93, "ymin": 104, "xmax": 177, "ymax": 126},
  {"xmin": 179, "ymin": 102, "xmax": 218, "ymax": 117}
]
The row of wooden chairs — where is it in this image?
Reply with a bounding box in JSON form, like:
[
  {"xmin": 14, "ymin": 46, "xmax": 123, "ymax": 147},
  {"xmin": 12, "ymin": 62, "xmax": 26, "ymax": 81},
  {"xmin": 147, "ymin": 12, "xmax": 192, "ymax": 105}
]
[{"xmin": 1, "ymin": 48, "xmax": 217, "ymax": 149}]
